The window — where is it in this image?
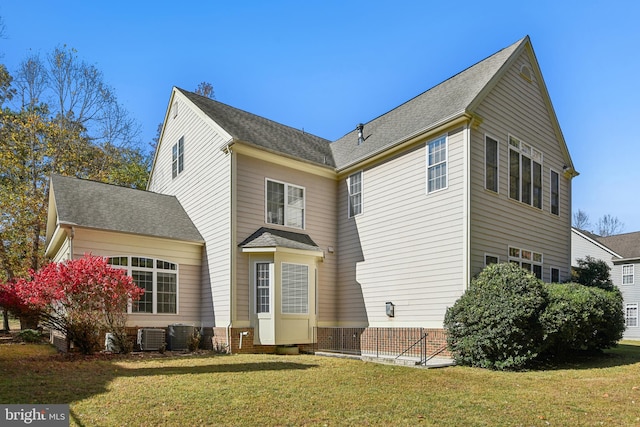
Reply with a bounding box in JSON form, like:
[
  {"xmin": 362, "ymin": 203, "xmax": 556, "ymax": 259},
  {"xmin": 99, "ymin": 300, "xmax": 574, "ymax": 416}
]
[
  {"xmin": 623, "ymin": 264, "xmax": 634, "ymax": 285},
  {"xmin": 427, "ymin": 136, "xmax": 447, "ymax": 193},
  {"xmin": 256, "ymin": 263, "xmax": 270, "ymax": 314},
  {"xmin": 266, "ymin": 180, "xmax": 305, "ymax": 229},
  {"xmin": 485, "ymin": 254, "xmax": 499, "ymax": 266},
  {"xmin": 509, "ymin": 135, "xmax": 543, "ymax": 209},
  {"xmin": 551, "ymin": 267, "xmax": 560, "ymax": 283},
  {"xmin": 509, "ymin": 246, "xmax": 543, "ymax": 279},
  {"xmin": 485, "ymin": 135, "xmax": 498, "ymax": 192},
  {"xmin": 172, "ymin": 137, "xmax": 184, "ymax": 179},
  {"xmin": 626, "ymin": 304, "xmax": 638, "ymax": 327},
  {"xmin": 550, "ymin": 170, "xmax": 559, "ymax": 215},
  {"xmin": 348, "ymin": 171, "xmax": 362, "ymax": 217},
  {"xmin": 281, "ymin": 263, "xmax": 308, "ymax": 314},
  {"xmin": 108, "ymin": 256, "xmax": 178, "ymax": 314}
]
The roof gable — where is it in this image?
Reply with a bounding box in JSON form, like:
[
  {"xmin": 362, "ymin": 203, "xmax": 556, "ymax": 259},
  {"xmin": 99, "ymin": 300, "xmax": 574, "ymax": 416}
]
[
  {"xmin": 177, "ymin": 89, "xmax": 336, "ymax": 168},
  {"xmin": 49, "ymin": 175, "xmax": 203, "ymax": 243},
  {"xmin": 329, "ymin": 37, "xmax": 527, "ymax": 170}
]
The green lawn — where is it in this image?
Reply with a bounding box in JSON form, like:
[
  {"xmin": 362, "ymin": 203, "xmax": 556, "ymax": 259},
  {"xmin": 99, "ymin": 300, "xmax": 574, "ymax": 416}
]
[{"xmin": 1, "ymin": 342, "xmax": 639, "ymax": 426}]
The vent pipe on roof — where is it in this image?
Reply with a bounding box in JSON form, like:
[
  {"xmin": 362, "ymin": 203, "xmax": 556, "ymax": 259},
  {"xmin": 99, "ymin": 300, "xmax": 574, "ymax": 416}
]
[{"xmin": 356, "ymin": 123, "xmax": 364, "ymax": 145}]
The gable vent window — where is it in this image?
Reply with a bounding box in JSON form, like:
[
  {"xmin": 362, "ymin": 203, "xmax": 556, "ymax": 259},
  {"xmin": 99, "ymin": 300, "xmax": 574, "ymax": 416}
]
[
  {"xmin": 172, "ymin": 137, "xmax": 185, "ymax": 179},
  {"xmin": 509, "ymin": 135, "xmax": 542, "ymax": 209}
]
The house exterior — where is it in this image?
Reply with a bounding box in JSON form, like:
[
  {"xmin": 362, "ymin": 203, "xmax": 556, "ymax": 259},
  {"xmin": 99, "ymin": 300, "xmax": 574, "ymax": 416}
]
[
  {"xmin": 571, "ymin": 228, "xmax": 640, "ymax": 339},
  {"xmin": 45, "ymin": 35, "xmax": 578, "ymax": 355}
]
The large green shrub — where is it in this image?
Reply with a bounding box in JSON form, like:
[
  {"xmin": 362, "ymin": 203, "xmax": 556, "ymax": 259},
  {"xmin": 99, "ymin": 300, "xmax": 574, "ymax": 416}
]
[
  {"xmin": 444, "ymin": 263, "xmax": 548, "ymax": 370},
  {"xmin": 541, "ymin": 283, "xmax": 624, "ymax": 355}
]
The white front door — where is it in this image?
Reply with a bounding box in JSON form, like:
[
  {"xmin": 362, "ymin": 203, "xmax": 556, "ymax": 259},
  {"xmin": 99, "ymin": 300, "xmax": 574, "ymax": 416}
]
[{"xmin": 253, "ymin": 261, "xmax": 275, "ymax": 344}]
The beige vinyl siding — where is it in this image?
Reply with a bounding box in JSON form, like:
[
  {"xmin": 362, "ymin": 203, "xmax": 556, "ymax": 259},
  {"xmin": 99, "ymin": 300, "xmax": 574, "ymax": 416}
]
[
  {"xmin": 234, "ymin": 153, "xmax": 338, "ymax": 324},
  {"xmin": 51, "ymin": 234, "xmax": 72, "ymax": 263},
  {"xmin": 337, "ymin": 128, "xmax": 465, "ymax": 328},
  {"xmin": 148, "ymin": 90, "xmax": 232, "ymax": 327},
  {"xmin": 70, "ymin": 228, "xmax": 202, "ymax": 327},
  {"xmin": 470, "ymin": 50, "xmax": 572, "ymax": 282}
]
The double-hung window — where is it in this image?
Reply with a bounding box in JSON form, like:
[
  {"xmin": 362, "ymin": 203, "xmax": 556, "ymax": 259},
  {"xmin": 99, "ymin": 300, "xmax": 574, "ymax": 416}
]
[
  {"xmin": 509, "ymin": 135, "xmax": 542, "ymax": 209},
  {"xmin": 623, "ymin": 264, "xmax": 634, "ymax": 285},
  {"xmin": 172, "ymin": 137, "xmax": 184, "ymax": 179},
  {"xmin": 427, "ymin": 136, "xmax": 447, "ymax": 193},
  {"xmin": 485, "ymin": 135, "xmax": 499, "ymax": 192},
  {"xmin": 626, "ymin": 304, "xmax": 638, "ymax": 327},
  {"xmin": 108, "ymin": 256, "xmax": 178, "ymax": 314},
  {"xmin": 266, "ymin": 179, "xmax": 305, "ymax": 229},
  {"xmin": 348, "ymin": 171, "xmax": 362, "ymax": 217},
  {"xmin": 256, "ymin": 262, "xmax": 270, "ymax": 314}
]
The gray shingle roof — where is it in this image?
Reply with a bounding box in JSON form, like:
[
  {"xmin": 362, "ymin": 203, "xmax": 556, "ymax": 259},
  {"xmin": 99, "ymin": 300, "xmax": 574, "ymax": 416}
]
[
  {"xmin": 330, "ymin": 37, "xmax": 526, "ymax": 169},
  {"xmin": 238, "ymin": 227, "xmax": 321, "ymax": 252},
  {"xmin": 178, "ymin": 89, "xmax": 336, "ymax": 168},
  {"xmin": 596, "ymin": 232, "xmax": 640, "ymax": 259},
  {"xmin": 51, "ymin": 174, "xmax": 203, "ymax": 243}
]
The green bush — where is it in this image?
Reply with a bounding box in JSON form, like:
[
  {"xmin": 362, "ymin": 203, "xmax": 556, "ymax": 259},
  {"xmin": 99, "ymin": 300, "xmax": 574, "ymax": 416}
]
[
  {"xmin": 572, "ymin": 256, "xmax": 614, "ymax": 291},
  {"xmin": 18, "ymin": 329, "xmax": 42, "ymax": 343},
  {"xmin": 541, "ymin": 283, "xmax": 624, "ymax": 355},
  {"xmin": 444, "ymin": 263, "xmax": 548, "ymax": 370}
]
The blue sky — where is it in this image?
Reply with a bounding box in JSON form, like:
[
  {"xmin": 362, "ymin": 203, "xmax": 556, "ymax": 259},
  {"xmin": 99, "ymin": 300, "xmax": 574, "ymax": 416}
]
[{"xmin": 1, "ymin": 1, "xmax": 639, "ymax": 232}]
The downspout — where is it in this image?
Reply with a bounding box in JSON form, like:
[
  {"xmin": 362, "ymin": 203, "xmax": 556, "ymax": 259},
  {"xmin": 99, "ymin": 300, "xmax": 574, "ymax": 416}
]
[
  {"xmin": 222, "ymin": 138, "xmax": 235, "ymax": 353},
  {"xmin": 69, "ymin": 226, "xmax": 75, "ymax": 260},
  {"xmin": 462, "ymin": 121, "xmax": 471, "ymax": 290}
]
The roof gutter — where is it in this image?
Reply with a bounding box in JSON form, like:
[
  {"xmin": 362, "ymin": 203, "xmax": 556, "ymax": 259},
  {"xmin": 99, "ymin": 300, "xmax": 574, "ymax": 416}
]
[{"xmin": 337, "ymin": 111, "xmax": 471, "ymax": 175}]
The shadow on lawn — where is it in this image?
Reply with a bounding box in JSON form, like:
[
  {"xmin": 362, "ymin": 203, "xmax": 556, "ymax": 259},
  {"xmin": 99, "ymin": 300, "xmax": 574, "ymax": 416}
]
[
  {"xmin": 537, "ymin": 343, "xmax": 640, "ymax": 370},
  {"xmin": 0, "ymin": 347, "xmax": 317, "ymax": 408}
]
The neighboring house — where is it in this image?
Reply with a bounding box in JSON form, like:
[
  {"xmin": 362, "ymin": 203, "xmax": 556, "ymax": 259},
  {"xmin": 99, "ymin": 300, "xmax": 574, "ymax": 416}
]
[
  {"xmin": 572, "ymin": 228, "xmax": 640, "ymax": 340},
  {"xmin": 45, "ymin": 35, "xmax": 578, "ymax": 356}
]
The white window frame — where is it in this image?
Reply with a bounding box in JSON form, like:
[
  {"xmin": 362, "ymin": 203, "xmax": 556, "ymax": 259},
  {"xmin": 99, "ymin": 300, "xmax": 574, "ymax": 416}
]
[
  {"xmin": 348, "ymin": 171, "xmax": 363, "ymax": 218},
  {"xmin": 550, "ymin": 169, "xmax": 560, "ymax": 216},
  {"xmin": 550, "ymin": 267, "xmax": 560, "ymax": 283},
  {"xmin": 484, "ymin": 254, "xmax": 499, "ymax": 267},
  {"xmin": 622, "ymin": 264, "xmax": 635, "ymax": 285},
  {"xmin": 484, "ymin": 134, "xmax": 499, "ymax": 193},
  {"xmin": 508, "ymin": 135, "xmax": 543, "ymax": 209},
  {"xmin": 427, "ymin": 135, "xmax": 448, "ymax": 194},
  {"xmin": 281, "ymin": 262, "xmax": 309, "ymax": 315},
  {"xmin": 255, "ymin": 262, "xmax": 272, "ymax": 315},
  {"xmin": 508, "ymin": 246, "xmax": 543, "ymax": 280},
  {"xmin": 626, "ymin": 303, "xmax": 638, "ymax": 327},
  {"xmin": 265, "ymin": 179, "xmax": 306, "ymax": 229},
  {"xmin": 172, "ymin": 136, "xmax": 184, "ymax": 179},
  {"xmin": 107, "ymin": 256, "xmax": 179, "ymax": 315}
]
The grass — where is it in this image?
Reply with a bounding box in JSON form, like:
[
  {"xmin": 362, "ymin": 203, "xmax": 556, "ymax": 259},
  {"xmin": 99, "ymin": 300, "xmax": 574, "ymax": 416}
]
[{"xmin": 1, "ymin": 342, "xmax": 639, "ymax": 426}]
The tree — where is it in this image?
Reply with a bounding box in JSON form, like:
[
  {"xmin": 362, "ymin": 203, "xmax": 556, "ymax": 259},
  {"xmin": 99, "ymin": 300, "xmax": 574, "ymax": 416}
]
[
  {"xmin": 572, "ymin": 256, "xmax": 615, "ymax": 291},
  {"xmin": 3, "ymin": 255, "xmax": 143, "ymax": 354},
  {"xmin": 596, "ymin": 214, "xmax": 624, "ymax": 237},
  {"xmin": 0, "ymin": 49, "xmax": 151, "ymax": 308},
  {"xmin": 195, "ymin": 81, "xmax": 215, "ymax": 99},
  {"xmin": 573, "ymin": 209, "xmax": 591, "ymax": 231}
]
